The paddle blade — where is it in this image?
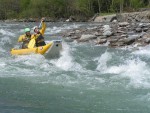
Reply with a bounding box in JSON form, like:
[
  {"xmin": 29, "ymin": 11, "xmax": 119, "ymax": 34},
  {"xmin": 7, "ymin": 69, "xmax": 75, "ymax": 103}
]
[{"xmin": 28, "ymin": 38, "xmax": 35, "ymax": 48}]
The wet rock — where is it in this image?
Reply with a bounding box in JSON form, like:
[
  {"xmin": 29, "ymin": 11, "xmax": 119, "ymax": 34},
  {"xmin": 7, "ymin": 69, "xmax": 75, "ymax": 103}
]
[
  {"xmin": 121, "ymin": 34, "xmax": 127, "ymax": 38},
  {"xmin": 66, "ymin": 16, "xmax": 76, "ymax": 22},
  {"xmin": 102, "ymin": 25, "xmax": 113, "ymax": 36},
  {"xmin": 71, "ymin": 36, "xmax": 80, "ymax": 39},
  {"xmin": 79, "ymin": 34, "xmax": 97, "ymax": 42},
  {"xmin": 97, "ymin": 36, "xmax": 107, "ymax": 39},
  {"xmin": 103, "ymin": 30, "xmax": 113, "ymax": 37},
  {"xmin": 128, "ymin": 35, "xmax": 140, "ymax": 40},
  {"xmin": 96, "ymin": 39, "xmax": 107, "ymax": 44},
  {"xmin": 143, "ymin": 28, "xmax": 149, "ymax": 32},
  {"xmin": 64, "ymin": 37, "xmax": 74, "ymax": 42},
  {"xmin": 68, "ymin": 32, "xmax": 75, "ymax": 36},
  {"xmin": 94, "ymin": 14, "xmax": 116, "ymax": 22},
  {"xmin": 109, "ymin": 38, "xmax": 118, "ymax": 43},
  {"xmin": 94, "ymin": 12, "xmax": 150, "ymax": 23},
  {"xmin": 122, "ymin": 38, "xmax": 135, "ymax": 45},
  {"xmin": 135, "ymin": 28, "xmax": 142, "ymax": 32},
  {"xmin": 94, "ymin": 32, "xmax": 102, "ymax": 36},
  {"xmin": 144, "ymin": 38, "xmax": 150, "ymax": 43},
  {"xmin": 109, "ymin": 42, "xmax": 125, "ymax": 47},
  {"xmin": 61, "ymin": 16, "xmax": 150, "ymax": 48},
  {"xmin": 118, "ymin": 22, "xmax": 129, "ymax": 27},
  {"xmin": 117, "ymin": 30, "xmax": 124, "ymax": 33}
]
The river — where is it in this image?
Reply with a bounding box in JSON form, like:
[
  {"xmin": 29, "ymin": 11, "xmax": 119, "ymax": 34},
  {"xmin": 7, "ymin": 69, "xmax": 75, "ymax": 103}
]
[{"xmin": 0, "ymin": 22, "xmax": 150, "ymax": 113}]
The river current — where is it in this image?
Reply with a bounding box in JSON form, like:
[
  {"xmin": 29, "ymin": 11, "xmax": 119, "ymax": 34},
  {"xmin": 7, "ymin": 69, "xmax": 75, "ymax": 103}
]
[{"xmin": 0, "ymin": 22, "xmax": 150, "ymax": 113}]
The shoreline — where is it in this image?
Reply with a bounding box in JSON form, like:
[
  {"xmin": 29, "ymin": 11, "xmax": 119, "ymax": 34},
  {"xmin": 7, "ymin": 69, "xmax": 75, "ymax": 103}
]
[
  {"xmin": 61, "ymin": 21, "xmax": 150, "ymax": 48},
  {"xmin": 0, "ymin": 10, "xmax": 149, "ymax": 23},
  {"xmin": 0, "ymin": 11, "xmax": 150, "ymax": 49}
]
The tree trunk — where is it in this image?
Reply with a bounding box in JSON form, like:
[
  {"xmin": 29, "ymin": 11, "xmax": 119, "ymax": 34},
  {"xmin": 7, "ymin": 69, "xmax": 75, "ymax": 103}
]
[
  {"xmin": 98, "ymin": 0, "xmax": 101, "ymax": 13},
  {"xmin": 120, "ymin": 0, "xmax": 123, "ymax": 14}
]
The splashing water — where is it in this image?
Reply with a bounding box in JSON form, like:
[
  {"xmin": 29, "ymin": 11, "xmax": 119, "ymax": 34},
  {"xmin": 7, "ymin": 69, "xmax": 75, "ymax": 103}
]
[{"xmin": 0, "ymin": 22, "xmax": 150, "ymax": 113}]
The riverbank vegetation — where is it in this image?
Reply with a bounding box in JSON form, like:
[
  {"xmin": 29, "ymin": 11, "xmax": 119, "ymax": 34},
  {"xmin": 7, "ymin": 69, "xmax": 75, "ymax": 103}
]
[{"xmin": 0, "ymin": 0, "xmax": 149, "ymax": 20}]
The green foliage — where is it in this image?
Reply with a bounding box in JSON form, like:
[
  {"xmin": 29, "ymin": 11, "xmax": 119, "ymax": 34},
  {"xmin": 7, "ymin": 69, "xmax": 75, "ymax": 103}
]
[
  {"xmin": 130, "ymin": 0, "xmax": 144, "ymax": 9},
  {"xmin": 0, "ymin": 0, "xmax": 148, "ymax": 20}
]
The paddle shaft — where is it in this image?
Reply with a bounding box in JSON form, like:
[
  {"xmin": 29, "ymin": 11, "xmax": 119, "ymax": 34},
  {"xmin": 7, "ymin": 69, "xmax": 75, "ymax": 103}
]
[{"xmin": 38, "ymin": 21, "xmax": 42, "ymax": 28}]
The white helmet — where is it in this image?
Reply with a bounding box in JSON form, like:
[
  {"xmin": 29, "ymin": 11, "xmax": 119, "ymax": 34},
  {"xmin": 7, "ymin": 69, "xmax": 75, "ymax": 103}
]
[{"xmin": 33, "ymin": 26, "xmax": 38, "ymax": 31}]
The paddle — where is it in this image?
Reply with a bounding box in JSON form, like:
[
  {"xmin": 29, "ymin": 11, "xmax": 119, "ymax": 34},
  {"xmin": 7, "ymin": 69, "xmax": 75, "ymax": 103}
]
[
  {"xmin": 27, "ymin": 21, "xmax": 43, "ymax": 49},
  {"xmin": 28, "ymin": 38, "xmax": 35, "ymax": 48}
]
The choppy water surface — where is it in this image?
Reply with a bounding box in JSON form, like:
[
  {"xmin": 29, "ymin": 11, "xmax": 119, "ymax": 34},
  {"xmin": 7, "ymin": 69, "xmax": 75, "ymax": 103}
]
[{"xmin": 0, "ymin": 22, "xmax": 150, "ymax": 113}]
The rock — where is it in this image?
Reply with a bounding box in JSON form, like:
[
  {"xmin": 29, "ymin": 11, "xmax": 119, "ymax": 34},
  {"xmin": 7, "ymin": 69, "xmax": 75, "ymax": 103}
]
[
  {"xmin": 142, "ymin": 34, "xmax": 150, "ymax": 39},
  {"xmin": 97, "ymin": 36, "xmax": 107, "ymax": 39},
  {"xmin": 103, "ymin": 25, "xmax": 111, "ymax": 31},
  {"xmin": 118, "ymin": 22, "xmax": 129, "ymax": 27},
  {"xmin": 103, "ymin": 30, "xmax": 113, "ymax": 36},
  {"xmin": 68, "ymin": 32, "xmax": 75, "ymax": 36},
  {"xmin": 71, "ymin": 36, "xmax": 80, "ymax": 39},
  {"xmin": 139, "ymin": 23, "xmax": 147, "ymax": 28},
  {"xmin": 102, "ymin": 25, "xmax": 113, "ymax": 37},
  {"xmin": 96, "ymin": 39, "xmax": 107, "ymax": 44},
  {"xmin": 128, "ymin": 35, "xmax": 140, "ymax": 40},
  {"xmin": 119, "ymin": 38, "xmax": 135, "ymax": 45},
  {"xmin": 109, "ymin": 42, "xmax": 125, "ymax": 47},
  {"xmin": 109, "ymin": 39, "xmax": 118, "ymax": 43},
  {"xmin": 64, "ymin": 37, "xmax": 74, "ymax": 42},
  {"xmin": 61, "ymin": 12, "xmax": 150, "ymax": 48},
  {"xmin": 144, "ymin": 38, "xmax": 150, "ymax": 43},
  {"xmin": 120, "ymin": 35, "xmax": 140, "ymax": 45},
  {"xmin": 94, "ymin": 32, "xmax": 102, "ymax": 36},
  {"xmin": 75, "ymin": 30, "xmax": 81, "ymax": 34},
  {"xmin": 66, "ymin": 16, "xmax": 76, "ymax": 22},
  {"xmin": 143, "ymin": 28, "xmax": 149, "ymax": 32},
  {"xmin": 135, "ymin": 28, "xmax": 142, "ymax": 32},
  {"xmin": 94, "ymin": 14, "xmax": 116, "ymax": 22},
  {"xmin": 112, "ymin": 19, "xmax": 117, "ymax": 23},
  {"xmin": 89, "ymin": 13, "xmax": 99, "ymax": 22},
  {"xmin": 121, "ymin": 34, "xmax": 127, "ymax": 38},
  {"xmin": 79, "ymin": 34, "xmax": 97, "ymax": 42}
]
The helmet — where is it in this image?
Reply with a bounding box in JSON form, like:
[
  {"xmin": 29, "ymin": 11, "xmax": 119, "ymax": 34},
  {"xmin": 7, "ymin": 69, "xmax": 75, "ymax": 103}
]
[
  {"xmin": 33, "ymin": 26, "xmax": 38, "ymax": 31},
  {"xmin": 24, "ymin": 28, "xmax": 30, "ymax": 32}
]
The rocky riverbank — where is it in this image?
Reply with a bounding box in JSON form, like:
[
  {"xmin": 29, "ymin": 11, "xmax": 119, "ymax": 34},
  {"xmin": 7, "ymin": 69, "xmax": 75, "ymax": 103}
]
[
  {"xmin": 2, "ymin": 11, "xmax": 150, "ymax": 48},
  {"xmin": 61, "ymin": 11, "xmax": 150, "ymax": 48},
  {"xmin": 62, "ymin": 21, "xmax": 150, "ymax": 48},
  {"xmin": 94, "ymin": 11, "xmax": 150, "ymax": 23}
]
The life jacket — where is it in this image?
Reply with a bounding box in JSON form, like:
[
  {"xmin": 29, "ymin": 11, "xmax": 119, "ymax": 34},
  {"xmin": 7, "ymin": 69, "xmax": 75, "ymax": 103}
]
[
  {"xmin": 23, "ymin": 34, "xmax": 31, "ymax": 42},
  {"xmin": 35, "ymin": 33, "xmax": 46, "ymax": 47},
  {"xmin": 22, "ymin": 34, "xmax": 31, "ymax": 49}
]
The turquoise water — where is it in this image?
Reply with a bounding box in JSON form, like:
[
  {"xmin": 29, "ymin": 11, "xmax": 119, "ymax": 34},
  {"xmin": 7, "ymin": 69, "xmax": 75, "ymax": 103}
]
[{"xmin": 0, "ymin": 22, "xmax": 150, "ymax": 113}]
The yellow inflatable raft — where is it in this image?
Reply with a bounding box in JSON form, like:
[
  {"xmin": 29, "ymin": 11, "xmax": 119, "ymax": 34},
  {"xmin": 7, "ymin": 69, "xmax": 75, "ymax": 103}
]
[{"xmin": 11, "ymin": 40, "xmax": 62, "ymax": 56}]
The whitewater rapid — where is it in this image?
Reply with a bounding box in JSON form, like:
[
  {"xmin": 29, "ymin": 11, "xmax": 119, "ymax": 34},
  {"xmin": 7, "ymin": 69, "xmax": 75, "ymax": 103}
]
[{"xmin": 0, "ymin": 22, "xmax": 150, "ymax": 113}]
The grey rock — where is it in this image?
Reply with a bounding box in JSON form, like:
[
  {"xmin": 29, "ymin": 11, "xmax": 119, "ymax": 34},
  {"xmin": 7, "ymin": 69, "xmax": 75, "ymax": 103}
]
[{"xmin": 79, "ymin": 34, "xmax": 97, "ymax": 41}]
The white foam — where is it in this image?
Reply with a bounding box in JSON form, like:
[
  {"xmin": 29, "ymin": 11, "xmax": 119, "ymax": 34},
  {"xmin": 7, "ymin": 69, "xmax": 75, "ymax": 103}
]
[
  {"xmin": 105, "ymin": 58, "xmax": 150, "ymax": 88},
  {"xmin": 0, "ymin": 36, "xmax": 12, "ymax": 45},
  {"xmin": 95, "ymin": 49, "xmax": 150, "ymax": 88},
  {"xmin": 0, "ymin": 29, "xmax": 15, "ymax": 36},
  {"xmin": 96, "ymin": 51, "xmax": 112, "ymax": 72},
  {"xmin": 14, "ymin": 54, "xmax": 45, "ymax": 66},
  {"xmin": 45, "ymin": 23, "xmax": 81, "ymax": 35},
  {"xmin": 50, "ymin": 42, "xmax": 82, "ymax": 71},
  {"xmin": 132, "ymin": 46, "xmax": 150, "ymax": 57},
  {"xmin": 0, "ymin": 62, "xmax": 6, "ymax": 68},
  {"xmin": 0, "ymin": 47, "xmax": 6, "ymax": 52},
  {"xmin": 45, "ymin": 27, "xmax": 62, "ymax": 35}
]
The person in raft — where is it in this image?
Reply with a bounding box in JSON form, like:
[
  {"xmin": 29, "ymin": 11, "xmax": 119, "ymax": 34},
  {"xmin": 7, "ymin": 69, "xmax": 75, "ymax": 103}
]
[
  {"xmin": 18, "ymin": 28, "xmax": 31, "ymax": 49},
  {"xmin": 31, "ymin": 18, "xmax": 46, "ymax": 47}
]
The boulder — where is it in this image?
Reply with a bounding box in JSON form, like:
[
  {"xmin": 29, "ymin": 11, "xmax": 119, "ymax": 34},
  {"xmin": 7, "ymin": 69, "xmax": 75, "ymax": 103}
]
[{"xmin": 79, "ymin": 34, "xmax": 97, "ymax": 42}]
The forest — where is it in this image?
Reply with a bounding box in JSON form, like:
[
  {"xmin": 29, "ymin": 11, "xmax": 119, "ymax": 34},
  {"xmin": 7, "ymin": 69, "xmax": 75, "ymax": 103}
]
[{"xmin": 0, "ymin": 0, "xmax": 149, "ymax": 20}]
